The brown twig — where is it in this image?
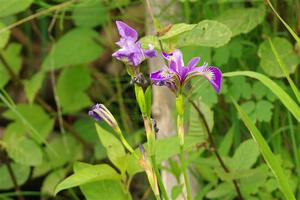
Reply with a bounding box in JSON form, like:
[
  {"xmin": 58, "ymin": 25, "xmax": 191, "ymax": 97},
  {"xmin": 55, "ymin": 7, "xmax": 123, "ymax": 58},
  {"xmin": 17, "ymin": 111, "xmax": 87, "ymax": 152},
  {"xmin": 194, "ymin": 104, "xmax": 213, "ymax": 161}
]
[
  {"xmin": 0, "ymin": 151, "xmax": 25, "ymax": 200},
  {"xmin": 186, "ymin": 97, "xmax": 243, "ymax": 200}
]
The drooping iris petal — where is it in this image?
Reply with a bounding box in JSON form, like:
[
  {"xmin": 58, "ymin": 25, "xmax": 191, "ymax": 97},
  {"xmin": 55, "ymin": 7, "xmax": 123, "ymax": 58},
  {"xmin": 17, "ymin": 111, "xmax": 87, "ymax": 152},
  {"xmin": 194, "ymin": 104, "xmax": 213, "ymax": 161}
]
[
  {"xmin": 189, "ymin": 66, "xmax": 222, "ymax": 93},
  {"xmin": 116, "ymin": 21, "xmax": 138, "ymax": 41},
  {"xmin": 143, "ymin": 44, "xmax": 157, "ymax": 58}
]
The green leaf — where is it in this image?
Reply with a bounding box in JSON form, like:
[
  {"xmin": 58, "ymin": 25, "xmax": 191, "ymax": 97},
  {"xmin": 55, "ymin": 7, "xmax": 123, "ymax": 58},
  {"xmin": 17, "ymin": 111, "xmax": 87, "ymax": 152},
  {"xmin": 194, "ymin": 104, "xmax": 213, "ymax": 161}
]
[
  {"xmin": 177, "ymin": 20, "xmax": 232, "ymax": 48},
  {"xmin": 255, "ymin": 100, "xmax": 274, "ymax": 122},
  {"xmin": 0, "ymin": 43, "xmax": 22, "ymax": 88},
  {"xmin": 72, "ymin": 0, "xmax": 108, "ymax": 28},
  {"xmin": 231, "ymin": 139, "xmax": 259, "ymax": 171},
  {"xmin": 159, "ymin": 23, "xmax": 195, "ymax": 40},
  {"xmin": 206, "ymin": 182, "xmax": 234, "ymax": 199},
  {"xmin": 42, "ymin": 169, "xmax": 67, "ymax": 195},
  {"xmin": 42, "ymin": 28, "xmax": 103, "ymax": 70},
  {"xmin": 54, "ymin": 164, "xmax": 121, "ymax": 195},
  {"xmin": 213, "ymin": 46, "xmax": 230, "ymax": 66},
  {"xmin": 219, "ymin": 125, "xmax": 235, "ymax": 156},
  {"xmin": 57, "ymin": 65, "xmax": 92, "ymax": 113},
  {"xmin": 232, "ymin": 99, "xmax": 296, "ymax": 200},
  {"xmin": 0, "ymin": 163, "xmax": 30, "ymax": 190},
  {"xmin": 4, "ymin": 123, "xmax": 43, "ymax": 166},
  {"xmin": 33, "ymin": 135, "xmax": 83, "ymax": 177},
  {"xmin": 0, "ymin": 0, "xmax": 34, "ymax": 17},
  {"xmin": 95, "ymin": 123, "xmax": 127, "ymax": 174},
  {"xmin": 0, "ymin": 22, "xmax": 10, "ymax": 48},
  {"xmin": 144, "ymin": 86, "xmax": 152, "ymax": 117},
  {"xmin": 23, "ymin": 72, "xmax": 45, "ymax": 104},
  {"xmin": 3, "ymin": 104, "xmax": 54, "ymax": 143},
  {"xmin": 258, "ymin": 37, "xmax": 299, "ymax": 78},
  {"xmin": 224, "ymin": 71, "xmax": 300, "ymax": 123},
  {"xmin": 134, "ymin": 85, "xmax": 146, "ymax": 115},
  {"xmin": 80, "ymin": 180, "xmax": 130, "ymax": 200},
  {"xmin": 215, "ymin": 5, "xmax": 265, "ymax": 36},
  {"xmin": 227, "ymin": 77, "xmax": 252, "ymax": 101}
]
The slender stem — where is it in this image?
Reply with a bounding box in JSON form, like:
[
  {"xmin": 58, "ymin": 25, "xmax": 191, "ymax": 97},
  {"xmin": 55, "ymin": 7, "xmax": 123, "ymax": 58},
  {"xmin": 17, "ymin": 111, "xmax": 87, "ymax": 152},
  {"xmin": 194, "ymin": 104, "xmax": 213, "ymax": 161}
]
[
  {"xmin": 0, "ymin": 152, "xmax": 25, "ymax": 200},
  {"xmin": 151, "ymin": 155, "xmax": 169, "ymax": 200},
  {"xmin": 176, "ymin": 95, "xmax": 192, "ymax": 200},
  {"xmin": 187, "ymin": 97, "xmax": 243, "ymax": 200}
]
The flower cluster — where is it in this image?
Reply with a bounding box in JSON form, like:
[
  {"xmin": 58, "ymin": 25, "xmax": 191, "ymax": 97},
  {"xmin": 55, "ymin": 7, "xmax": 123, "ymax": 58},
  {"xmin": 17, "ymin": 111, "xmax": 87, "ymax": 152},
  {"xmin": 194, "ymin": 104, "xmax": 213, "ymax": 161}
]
[{"xmin": 112, "ymin": 21, "xmax": 157, "ymax": 66}]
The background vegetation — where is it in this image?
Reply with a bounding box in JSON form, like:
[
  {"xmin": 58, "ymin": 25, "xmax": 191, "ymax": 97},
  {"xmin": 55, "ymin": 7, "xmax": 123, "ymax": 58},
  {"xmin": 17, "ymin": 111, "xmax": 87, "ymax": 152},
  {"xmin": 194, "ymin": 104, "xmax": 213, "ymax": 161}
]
[{"xmin": 0, "ymin": 0, "xmax": 299, "ymax": 199}]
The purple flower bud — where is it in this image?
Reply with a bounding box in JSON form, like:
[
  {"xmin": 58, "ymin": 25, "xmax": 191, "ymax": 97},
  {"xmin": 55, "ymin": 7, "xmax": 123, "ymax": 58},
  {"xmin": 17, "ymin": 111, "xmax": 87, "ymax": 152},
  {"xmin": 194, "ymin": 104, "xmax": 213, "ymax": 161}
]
[
  {"xmin": 112, "ymin": 21, "xmax": 157, "ymax": 66},
  {"xmin": 88, "ymin": 103, "xmax": 118, "ymax": 129}
]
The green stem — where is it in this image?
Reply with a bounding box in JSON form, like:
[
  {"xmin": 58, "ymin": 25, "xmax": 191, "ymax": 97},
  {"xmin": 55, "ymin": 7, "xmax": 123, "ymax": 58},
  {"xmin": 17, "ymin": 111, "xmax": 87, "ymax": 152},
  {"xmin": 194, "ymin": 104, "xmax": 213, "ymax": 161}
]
[
  {"xmin": 176, "ymin": 94, "xmax": 191, "ymax": 200},
  {"xmin": 151, "ymin": 155, "xmax": 169, "ymax": 200}
]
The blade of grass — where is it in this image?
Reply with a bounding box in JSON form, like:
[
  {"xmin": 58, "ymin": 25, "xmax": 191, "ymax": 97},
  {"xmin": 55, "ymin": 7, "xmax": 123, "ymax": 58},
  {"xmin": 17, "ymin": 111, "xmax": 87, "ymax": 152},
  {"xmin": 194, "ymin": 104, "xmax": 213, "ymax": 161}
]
[
  {"xmin": 267, "ymin": 0, "xmax": 300, "ymax": 45},
  {"xmin": 268, "ymin": 38, "xmax": 300, "ymax": 103},
  {"xmin": 232, "ymin": 98, "xmax": 296, "ymax": 200},
  {"xmin": 224, "ymin": 71, "xmax": 300, "ymax": 122}
]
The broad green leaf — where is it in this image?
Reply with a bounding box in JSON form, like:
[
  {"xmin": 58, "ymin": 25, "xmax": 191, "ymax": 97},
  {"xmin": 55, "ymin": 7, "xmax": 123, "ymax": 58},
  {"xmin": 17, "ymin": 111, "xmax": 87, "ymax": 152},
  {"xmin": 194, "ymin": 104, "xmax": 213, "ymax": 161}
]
[
  {"xmin": 232, "ymin": 99, "xmax": 296, "ymax": 200},
  {"xmin": 42, "ymin": 169, "xmax": 67, "ymax": 195},
  {"xmin": 80, "ymin": 180, "xmax": 130, "ymax": 200},
  {"xmin": 0, "ymin": 163, "xmax": 30, "ymax": 190},
  {"xmin": 0, "ymin": 22, "xmax": 10, "ymax": 48},
  {"xmin": 23, "ymin": 72, "xmax": 45, "ymax": 104},
  {"xmin": 258, "ymin": 37, "xmax": 299, "ymax": 78},
  {"xmin": 33, "ymin": 135, "xmax": 83, "ymax": 177},
  {"xmin": 0, "ymin": 0, "xmax": 34, "ymax": 17},
  {"xmin": 255, "ymin": 100, "xmax": 274, "ymax": 122},
  {"xmin": 215, "ymin": 5, "xmax": 265, "ymax": 36},
  {"xmin": 109, "ymin": 0, "xmax": 130, "ymax": 8},
  {"xmin": 181, "ymin": 46, "xmax": 212, "ymax": 64},
  {"xmin": 3, "ymin": 104, "xmax": 54, "ymax": 143},
  {"xmin": 95, "ymin": 123, "xmax": 127, "ymax": 174},
  {"xmin": 193, "ymin": 83, "xmax": 218, "ymax": 107},
  {"xmin": 224, "ymin": 71, "xmax": 300, "ymax": 123},
  {"xmin": 227, "ymin": 77, "xmax": 252, "ymax": 101},
  {"xmin": 231, "ymin": 139, "xmax": 259, "ymax": 170},
  {"xmin": 159, "ymin": 23, "xmax": 195, "ymax": 40},
  {"xmin": 206, "ymin": 182, "xmax": 234, "ymax": 199},
  {"xmin": 54, "ymin": 164, "xmax": 121, "ymax": 195},
  {"xmin": 0, "ymin": 43, "xmax": 22, "ymax": 88},
  {"xmin": 72, "ymin": 0, "xmax": 108, "ymax": 28},
  {"xmin": 57, "ymin": 65, "xmax": 92, "ymax": 113},
  {"xmin": 42, "ymin": 28, "xmax": 103, "ymax": 70},
  {"xmin": 213, "ymin": 46, "xmax": 230, "ymax": 66},
  {"xmin": 177, "ymin": 20, "xmax": 232, "ymax": 48}
]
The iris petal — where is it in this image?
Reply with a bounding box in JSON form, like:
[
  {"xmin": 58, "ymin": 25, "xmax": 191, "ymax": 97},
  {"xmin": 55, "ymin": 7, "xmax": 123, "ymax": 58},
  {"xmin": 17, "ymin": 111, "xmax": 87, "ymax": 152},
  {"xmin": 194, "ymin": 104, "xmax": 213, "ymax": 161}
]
[
  {"xmin": 116, "ymin": 21, "xmax": 138, "ymax": 41},
  {"xmin": 187, "ymin": 57, "xmax": 200, "ymax": 69}
]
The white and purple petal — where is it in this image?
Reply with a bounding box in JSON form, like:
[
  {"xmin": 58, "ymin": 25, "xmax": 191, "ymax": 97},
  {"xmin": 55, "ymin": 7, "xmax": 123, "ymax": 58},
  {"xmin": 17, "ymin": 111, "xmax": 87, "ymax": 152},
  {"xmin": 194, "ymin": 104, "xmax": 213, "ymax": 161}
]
[{"xmin": 143, "ymin": 44, "xmax": 157, "ymax": 58}]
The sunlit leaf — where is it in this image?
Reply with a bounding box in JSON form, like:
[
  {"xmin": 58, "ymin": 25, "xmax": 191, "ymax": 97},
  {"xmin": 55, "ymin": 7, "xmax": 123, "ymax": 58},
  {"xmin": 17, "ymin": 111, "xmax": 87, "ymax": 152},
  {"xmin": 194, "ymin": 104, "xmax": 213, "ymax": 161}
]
[
  {"xmin": 0, "ymin": 0, "xmax": 34, "ymax": 17},
  {"xmin": 0, "ymin": 163, "xmax": 30, "ymax": 190}
]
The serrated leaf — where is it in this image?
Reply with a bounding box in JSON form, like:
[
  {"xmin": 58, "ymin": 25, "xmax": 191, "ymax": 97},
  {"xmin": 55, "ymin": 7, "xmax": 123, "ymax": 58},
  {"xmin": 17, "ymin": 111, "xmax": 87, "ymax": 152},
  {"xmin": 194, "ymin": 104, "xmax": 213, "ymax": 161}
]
[
  {"xmin": 23, "ymin": 72, "xmax": 45, "ymax": 104},
  {"xmin": 228, "ymin": 77, "xmax": 252, "ymax": 101},
  {"xmin": 0, "ymin": 0, "xmax": 34, "ymax": 17},
  {"xmin": 42, "ymin": 28, "xmax": 103, "ymax": 70},
  {"xmin": 54, "ymin": 164, "xmax": 121, "ymax": 195},
  {"xmin": 177, "ymin": 20, "xmax": 232, "ymax": 48},
  {"xmin": 0, "ymin": 22, "xmax": 10, "ymax": 48},
  {"xmin": 72, "ymin": 0, "xmax": 108, "ymax": 28},
  {"xmin": 0, "ymin": 163, "xmax": 30, "ymax": 190},
  {"xmin": 232, "ymin": 139, "xmax": 259, "ymax": 171},
  {"xmin": 255, "ymin": 100, "xmax": 274, "ymax": 122},
  {"xmin": 95, "ymin": 123, "xmax": 127, "ymax": 174},
  {"xmin": 213, "ymin": 46, "xmax": 230, "ymax": 66},
  {"xmin": 57, "ymin": 65, "xmax": 92, "ymax": 113},
  {"xmin": 215, "ymin": 5, "xmax": 265, "ymax": 36},
  {"xmin": 3, "ymin": 104, "xmax": 54, "ymax": 143},
  {"xmin": 258, "ymin": 37, "xmax": 299, "ymax": 78}
]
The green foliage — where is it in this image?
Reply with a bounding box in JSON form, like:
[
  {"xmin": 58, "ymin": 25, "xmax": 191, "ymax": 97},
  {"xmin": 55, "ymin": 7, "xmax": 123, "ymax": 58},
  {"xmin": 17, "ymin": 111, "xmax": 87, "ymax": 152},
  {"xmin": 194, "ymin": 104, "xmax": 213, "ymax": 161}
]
[
  {"xmin": 42, "ymin": 28, "xmax": 103, "ymax": 71},
  {"xmin": 72, "ymin": 0, "xmax": 108, "ymax": 28},
  {"xmin": 215, "ymin": 5, "xmax": 266, "ymax": 36},
  {"xmin": 233, "ymin": 99, "xmax": 296, "ymax": 200},
  {"xmin": 0, "ymin": 0, "xmax": 33, "ymax": 17},
  {"xmin": 0, "ymin": 163, "xmax": 30, "ymax": 190},
  {"xmin": 258, "ymin": 37, "xmax": 299, "ymax": 78},
  {"xmin": 54, "ymin": 164, "xmax": 121, "ymax": 195},
  {"xmin": 0, "ymin": 22, "xmax": 10, "ymax": 48},
  {"xmin": 23, "ymin": 72, "xmax": 45, "ymax": 104},
  {"xmin": 57, "ymin": 65, "xmax": 92, "ymax": 113}
]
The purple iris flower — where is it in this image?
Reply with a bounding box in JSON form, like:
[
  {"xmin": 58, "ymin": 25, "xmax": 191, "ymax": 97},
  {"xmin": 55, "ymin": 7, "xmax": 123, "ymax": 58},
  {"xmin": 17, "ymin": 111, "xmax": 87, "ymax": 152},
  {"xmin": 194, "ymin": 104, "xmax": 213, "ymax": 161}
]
[
  {"xmin": 112, "ymin": 21, "xmax": 157, "ymax": 66},
  {"xmin": 150, "ymin": 49, "xmax": 222, "ymax": 93}
]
